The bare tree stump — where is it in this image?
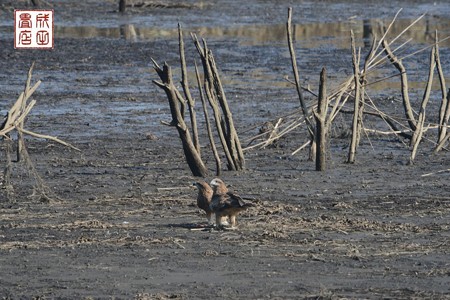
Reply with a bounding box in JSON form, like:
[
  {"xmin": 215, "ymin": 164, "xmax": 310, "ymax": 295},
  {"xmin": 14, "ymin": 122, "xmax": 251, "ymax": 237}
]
[{"xmin": 315, "ymin": 68, "xmax": 328, "ymax": 171}]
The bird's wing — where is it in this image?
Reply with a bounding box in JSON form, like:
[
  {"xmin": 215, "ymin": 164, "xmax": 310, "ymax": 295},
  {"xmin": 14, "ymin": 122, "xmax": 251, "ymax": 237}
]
[
  {"xmin": 210, "ymin": 194, "xmax": 223, "ymax": 211},
  {"xmin": 227, "ymin": 192, "xmax": 248, "ymax": 207}
]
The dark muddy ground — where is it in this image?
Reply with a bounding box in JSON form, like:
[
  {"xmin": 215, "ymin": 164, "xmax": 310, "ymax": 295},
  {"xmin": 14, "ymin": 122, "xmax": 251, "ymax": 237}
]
[{"xmin": 1, "ymin": 0, "xmax": 450, "ymax": 299}]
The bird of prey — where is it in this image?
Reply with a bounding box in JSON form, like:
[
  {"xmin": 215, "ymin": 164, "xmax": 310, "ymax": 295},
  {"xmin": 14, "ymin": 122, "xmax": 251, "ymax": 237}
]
[
  {"xmin": 193, "ymin": 181, "xmax": 214, "ymax": 225},
  {"xmin": 209, "ymin": 178, "xmax": 254, "ymax": 229}
]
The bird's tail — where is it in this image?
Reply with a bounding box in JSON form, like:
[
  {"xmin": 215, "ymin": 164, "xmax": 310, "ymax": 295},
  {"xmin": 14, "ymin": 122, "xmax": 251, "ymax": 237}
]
[{"xmin": 241, "ymin": 202, "xmax": 256, "ymax": 209}]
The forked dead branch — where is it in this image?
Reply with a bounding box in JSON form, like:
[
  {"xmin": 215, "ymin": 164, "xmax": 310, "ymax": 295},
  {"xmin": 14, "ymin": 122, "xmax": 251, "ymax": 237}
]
[
  {"xmin": 152, "ymin": 25, "xmax": 245, "ymax": 177},
  {"xmin": 1, "ymin": 63, "xmax": 80, "ymax": 202}
]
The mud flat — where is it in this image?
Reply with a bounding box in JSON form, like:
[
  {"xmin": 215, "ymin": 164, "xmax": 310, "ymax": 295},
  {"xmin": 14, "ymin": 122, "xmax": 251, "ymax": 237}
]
[{"xmin": 0, "ymin": 1, "xmax": 449, "ymax": 298}]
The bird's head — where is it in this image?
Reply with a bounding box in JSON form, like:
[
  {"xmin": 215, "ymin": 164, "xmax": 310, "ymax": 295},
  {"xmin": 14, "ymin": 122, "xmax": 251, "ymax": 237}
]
[
  {"xmin": 210, "ymin": 178, "xmax": 228, "ymax": 194},
  {"xmin": 210, "ymin": 178, "xmax": 223, "ymax": 188}
]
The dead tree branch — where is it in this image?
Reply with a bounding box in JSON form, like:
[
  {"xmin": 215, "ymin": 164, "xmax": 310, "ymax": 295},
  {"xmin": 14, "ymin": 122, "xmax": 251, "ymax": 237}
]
[
  {"xmin": 383, "ymin": 39, "xmax": 417, "ymax": 132},
  {"xmin": 435, "ymin": 31, "xmax": 449, "ymax": 152},
  {"xmin": 410, "ymin": 47, "xmax": 436, "ymax": 163},
  {"xmin": 152, "ymin": 61, "xmax": 208, "ymax": 177},
  {"xmin": 152, "ymin": 25, "xmax": 245, "ymax": 175},
  {"xmin": 348, "ymin": 30, "xmax": 363, "ymax": 163},
  {"xmin": 287, "ymin": 7, "xmax": 316, "ymax": 160},
  {"xmin": 195, "ymin": 61, "xmax": 221, "ymax": 176},
  {"xmin": 178, "ymin": 24, "xmax": 200, "ymax": 154},
  {"xmin": 192, "ymin": 34, "xmax": 245, "ymax": 171}
]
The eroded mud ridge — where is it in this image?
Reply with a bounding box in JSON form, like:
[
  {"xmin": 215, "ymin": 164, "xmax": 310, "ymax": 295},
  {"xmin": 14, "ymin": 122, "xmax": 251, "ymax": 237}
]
[{"xmin": 1, "ymin": 0, "xmax": 450, "ymax": 298}]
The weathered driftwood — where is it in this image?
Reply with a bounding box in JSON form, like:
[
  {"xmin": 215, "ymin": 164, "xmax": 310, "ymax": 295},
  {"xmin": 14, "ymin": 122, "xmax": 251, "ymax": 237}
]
[
  {"xmin": 244, "ymin": 117, "xmax": 306, "ymax": 152},
  {"xmin": 285, "ymin": 9, "xmax": 447, "ymax": 165},
  {"xmin": 17, "ymin": 62, "xmax": 35, "ymax": 162},
  {"xmin": 152, "ymin": 60, "xmax": 208, "ymax": 177}
]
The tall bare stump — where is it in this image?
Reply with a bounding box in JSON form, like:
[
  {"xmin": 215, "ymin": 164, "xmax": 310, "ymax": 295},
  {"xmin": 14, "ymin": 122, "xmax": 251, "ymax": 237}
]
[{"xmin": 315, "ymin": 68, "xmax": 328, "ymax": 171}]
